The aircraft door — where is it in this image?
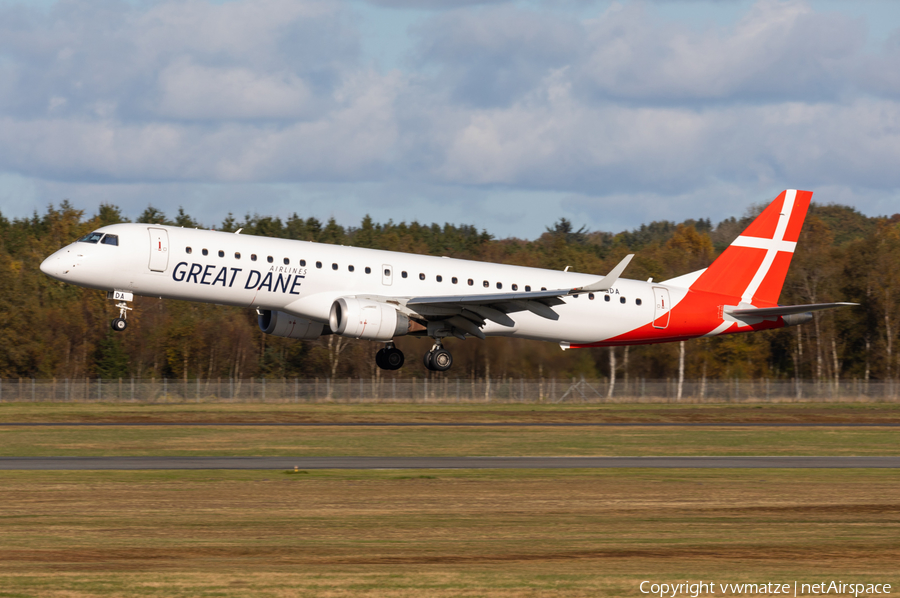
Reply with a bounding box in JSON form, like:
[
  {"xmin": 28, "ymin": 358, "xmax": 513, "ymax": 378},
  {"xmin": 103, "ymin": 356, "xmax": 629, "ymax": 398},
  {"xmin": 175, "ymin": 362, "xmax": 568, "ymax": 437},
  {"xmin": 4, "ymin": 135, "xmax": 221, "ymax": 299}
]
[
  {"xmin": 652, "ymin": 287, "xmax": 671, "ymax": 329},
  {"xmin": 148, "ymin": 228, "xmax": 169, "ymax": 272},
  {"xmin": 382, "ymin": 264, "xmax": 393, "ymax": 286}
]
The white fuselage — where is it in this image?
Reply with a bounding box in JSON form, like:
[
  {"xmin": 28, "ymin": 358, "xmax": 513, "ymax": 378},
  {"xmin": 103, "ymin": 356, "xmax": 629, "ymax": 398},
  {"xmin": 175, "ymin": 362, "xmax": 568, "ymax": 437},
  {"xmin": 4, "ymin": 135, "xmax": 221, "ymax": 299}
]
[{"xmin": 40, "ymin": 223, "xmax": 687, "ymax": 345}]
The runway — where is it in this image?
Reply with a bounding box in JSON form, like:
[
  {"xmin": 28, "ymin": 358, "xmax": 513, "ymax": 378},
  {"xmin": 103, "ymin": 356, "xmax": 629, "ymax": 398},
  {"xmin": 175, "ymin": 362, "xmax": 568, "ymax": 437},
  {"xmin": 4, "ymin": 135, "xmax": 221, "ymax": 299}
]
[{"xmin": 1, "ymin": 456, "xmax": 898, "ymax": 470}]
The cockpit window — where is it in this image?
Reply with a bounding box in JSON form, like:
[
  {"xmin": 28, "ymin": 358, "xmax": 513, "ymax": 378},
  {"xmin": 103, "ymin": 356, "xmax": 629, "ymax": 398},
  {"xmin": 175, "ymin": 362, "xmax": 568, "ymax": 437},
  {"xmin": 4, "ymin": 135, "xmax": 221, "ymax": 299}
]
[
  {"xmin": 77, "ymin": 232, "xmax": 104, "ymax": 244},
  {"xmin": 101, "ymin": 234, "xmax": 119, "ymax": 246}
]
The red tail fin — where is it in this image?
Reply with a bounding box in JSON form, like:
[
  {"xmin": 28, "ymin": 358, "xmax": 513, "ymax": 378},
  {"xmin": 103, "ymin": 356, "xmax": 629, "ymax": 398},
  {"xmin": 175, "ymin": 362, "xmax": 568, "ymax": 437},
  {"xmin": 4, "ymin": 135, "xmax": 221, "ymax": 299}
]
[{"xmin": 690, "ymin": 190, "xmax": 812, "ymax": 307}]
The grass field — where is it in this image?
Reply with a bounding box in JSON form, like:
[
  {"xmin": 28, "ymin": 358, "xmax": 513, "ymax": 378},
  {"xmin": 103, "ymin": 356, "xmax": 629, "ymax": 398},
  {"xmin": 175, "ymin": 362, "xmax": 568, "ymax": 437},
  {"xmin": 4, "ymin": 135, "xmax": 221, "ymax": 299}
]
[
  {"xmin": 0, "ymin": 403, "xmax": 898, "ymax": 457},
  {"xmin": 1, "ymin": 403, "xmax": 897, "ymax": 596},
  {"xmin": 2, "ymin": 402, "xmax": 900, "ymax": 423},
  {"xmin": 1, "ymin": 423, "xmax": 898, "ymax": 457},
  {"xmin": 0, "ymin": 469, "xmax": 898, "ymax": 597}
]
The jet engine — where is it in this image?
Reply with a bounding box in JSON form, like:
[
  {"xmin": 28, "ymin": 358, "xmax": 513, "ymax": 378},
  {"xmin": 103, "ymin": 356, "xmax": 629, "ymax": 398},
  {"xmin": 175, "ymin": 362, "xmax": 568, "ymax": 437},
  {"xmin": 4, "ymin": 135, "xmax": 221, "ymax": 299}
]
[
  {"xmin": 329, "ymin": 298, "xmax": 410, "ymax": 341},
  {"xmin": 258, "ymin": 310, "xmax": 325, "ymax": 340}
]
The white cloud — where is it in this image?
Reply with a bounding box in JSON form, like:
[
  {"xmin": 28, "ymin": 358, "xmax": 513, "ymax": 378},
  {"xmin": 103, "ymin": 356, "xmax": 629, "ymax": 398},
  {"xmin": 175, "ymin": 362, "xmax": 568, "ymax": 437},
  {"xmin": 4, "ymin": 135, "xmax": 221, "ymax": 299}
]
[{"xmin": 155, "ymin": 60, "xmax": 315, "ymax": 120}]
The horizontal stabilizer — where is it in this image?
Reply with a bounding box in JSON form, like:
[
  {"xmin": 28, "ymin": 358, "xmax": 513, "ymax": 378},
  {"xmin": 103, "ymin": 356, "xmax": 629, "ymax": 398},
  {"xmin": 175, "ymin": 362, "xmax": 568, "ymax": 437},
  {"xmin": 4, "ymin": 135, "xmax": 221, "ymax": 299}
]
[
  {"xmin": 577, "ymin": 254, "xmax": 634, "ymax": 292},
  {"xmin": 727, "ymin": 302, "xmax": 858, "ymax": 318}
]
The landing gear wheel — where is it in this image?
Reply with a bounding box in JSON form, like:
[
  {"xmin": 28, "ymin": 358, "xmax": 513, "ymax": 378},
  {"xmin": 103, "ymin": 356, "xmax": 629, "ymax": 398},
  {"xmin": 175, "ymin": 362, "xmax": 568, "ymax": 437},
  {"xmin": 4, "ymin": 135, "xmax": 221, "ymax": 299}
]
[
  {"xmin": 376, "ymin": 347, "xmax": 405, "ymax": 370},
  {"xmin": 384, "ymin": 347, "xmax": 404, "ymax": 370},
  {"xmin": 422, "ymin": 350, "xmax": 434, "ymax": 370},
  {"xmin": 431, "ymin": 349, "xmax": 453, "ymax": 372}
]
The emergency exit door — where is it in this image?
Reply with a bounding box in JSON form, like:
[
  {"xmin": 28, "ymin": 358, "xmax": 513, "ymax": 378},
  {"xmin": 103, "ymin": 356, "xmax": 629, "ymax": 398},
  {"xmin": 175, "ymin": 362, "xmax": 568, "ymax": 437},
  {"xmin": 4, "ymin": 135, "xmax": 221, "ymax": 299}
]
[
  {"xmin": 148, "ymin": 228, "xmax": 169, "ymax": 272},
  {"xmin": 652, "ymin": 287, "xmax": 671, "ymax": 329}
]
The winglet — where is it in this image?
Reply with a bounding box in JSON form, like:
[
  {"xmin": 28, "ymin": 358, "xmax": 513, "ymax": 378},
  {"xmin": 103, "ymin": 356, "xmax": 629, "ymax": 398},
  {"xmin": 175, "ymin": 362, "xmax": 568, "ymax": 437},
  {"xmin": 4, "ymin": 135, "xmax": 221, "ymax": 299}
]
[{"xmin": 576, "ymin": 254, "xmax": 634, "ymax": 293}]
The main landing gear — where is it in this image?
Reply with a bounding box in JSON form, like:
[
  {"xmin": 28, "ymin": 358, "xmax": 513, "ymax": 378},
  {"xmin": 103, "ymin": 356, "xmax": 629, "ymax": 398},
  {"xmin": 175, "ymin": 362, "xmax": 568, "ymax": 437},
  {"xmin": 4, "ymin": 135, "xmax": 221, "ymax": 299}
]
[
  {"xmin": 375, "ymin": 343, "xmax": 405, "ymax": 371},
  {"xmin": 111, "ymin": 301, "xmax": 132, "ymax": 332},
  {"xmin": 423, "ymin": 340, "xmax": 453, "ymax": 372},
  {"xmin": 374, "ymin": 340, "xmax": 454, "ymax": 372}
]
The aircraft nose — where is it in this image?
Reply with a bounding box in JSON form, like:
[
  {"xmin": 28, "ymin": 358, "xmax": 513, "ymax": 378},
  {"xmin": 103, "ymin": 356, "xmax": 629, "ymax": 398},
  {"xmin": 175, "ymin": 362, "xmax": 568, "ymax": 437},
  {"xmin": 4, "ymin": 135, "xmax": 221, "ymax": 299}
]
[{"xmin": 40, "ymin": 254, "xmax": 58, "ymax": 277}]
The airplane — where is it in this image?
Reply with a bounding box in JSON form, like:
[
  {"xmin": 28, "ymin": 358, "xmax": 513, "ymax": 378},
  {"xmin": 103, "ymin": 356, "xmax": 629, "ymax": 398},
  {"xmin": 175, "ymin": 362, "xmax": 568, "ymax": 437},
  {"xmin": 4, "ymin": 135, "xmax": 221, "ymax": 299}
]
[{"xmin": 40, "ymin": 190, "xmax": 855, "ymax": 371}]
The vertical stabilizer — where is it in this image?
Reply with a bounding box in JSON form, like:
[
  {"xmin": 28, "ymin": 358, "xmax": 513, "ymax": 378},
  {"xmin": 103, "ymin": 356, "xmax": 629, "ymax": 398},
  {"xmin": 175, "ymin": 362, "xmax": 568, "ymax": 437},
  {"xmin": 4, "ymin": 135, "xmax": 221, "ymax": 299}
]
[{"xmin": 690, "ymin": 190, "xmax": 812, "ymax": 307}]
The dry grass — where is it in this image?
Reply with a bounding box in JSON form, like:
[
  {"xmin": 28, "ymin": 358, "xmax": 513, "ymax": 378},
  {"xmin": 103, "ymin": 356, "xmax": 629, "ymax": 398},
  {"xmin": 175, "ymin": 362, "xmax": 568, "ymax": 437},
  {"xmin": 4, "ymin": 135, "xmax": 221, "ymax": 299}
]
[
  {"xmin": 0, "ymin": 424, "xmax": 897, "ymax": 457},
  {"xmin": 2, "ymin": 402, "xmax": 900, "ymax": 424},
  {"xmin": 0, "ymin": 469, "xmax": 897, "ymax": 596}
]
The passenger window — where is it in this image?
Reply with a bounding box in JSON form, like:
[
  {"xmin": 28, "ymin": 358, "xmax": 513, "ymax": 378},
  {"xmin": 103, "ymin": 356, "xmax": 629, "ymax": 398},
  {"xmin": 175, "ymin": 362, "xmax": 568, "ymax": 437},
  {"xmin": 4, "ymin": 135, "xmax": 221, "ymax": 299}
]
[
  {"xmin": 267, "ymin": 256, "xmax": 273, "ymax": 263},
  {"xmin": 235, "ymin": 252, "xmax": 241, "ymax": 259},
  {"xmin": 436, "ymin": 275, "xmax": 442, "ymax": 282},
  {"xmin": 604, "ymin": 295, "xmax": 611, "ymax": 302},
  {"xmin": 332, "ymin": 263, "xmax": 338, "ymax": 270},
  {"xmin": 419, "ymin": 273, "xmax": 425, "ymax": 280},
  {"xmin": 186, "ymin": 247, "xmax": 192, "ymax": 254},
  {"xmin": 620, "ymin": 297, "xmax": 626, "ymax": 304},
  {"xmin": 101, "ymin": 235, "xmax": 119, "ymax": 246},
  {"xmin": 468, "ymin": 279, "xmax": 474, "ymax": 286},
  {"xmin": 251, "ymin": 254, "xmax": 257, "ymax": 261},
  {"xmin": 349, "ymin": 265, "xmax": 355, "ymax": 272},
  {"xmin": 300, "ymin": 259, "xmax": 306, "ymax": 266},
  {"xmin": 496, "ymin": 282, "xmax": 502, "ymax": 289},
  {"xmin": 525, "ymin": 285, "xmax": 531, "ymax": 292},
  {"xmin": 77, "ymin": 232, "xmax": 103, "ymax": 244},
  {"xmin": 202, "ymin": 249, "xmax": 209, "ymax": 256},
  {"xmin": 512, "ymin": 284, "xmax": 518, "ymax": 291},
  {"xmin": 384, "ymin": 268, "xmax": 390, "ymax": 276},
  {"xmin": 284, "ymin": 258, "xmax": 290, "ymax": 265},
  {"xmin": 589, "ymin": 293, "xmax": 594, "ymax": 300},
  {"xmin": 402, "ymin": 271, "xmax": 408, "ymax": 278},
  {"xmin": 452, "ymin": 277, "xmax": 458, "ymax": 284},
  {"xmin": 636, "ymin": 298, "xmax": 642, "ymax": 306},
  {"xmin": 316, "ymin": 261, "xmax": 322, "ymax": 269},
  {"xmin": 573, "ymin": 293, "xmax": 578, "ymax": 299},
  {"xmin": 483, "ymin": 280, "xmax": 489, "ymax": 288},
  {"xmin": 365, "ymin": 267, "xmax": 371, "ymax": 274},
  {"xmin": 541, "ymin": 287, "xmax": 547, "ymax": 291},
  {"xmin": 218, "ymin": 250, "xmax": 224, "ymax": 257}
]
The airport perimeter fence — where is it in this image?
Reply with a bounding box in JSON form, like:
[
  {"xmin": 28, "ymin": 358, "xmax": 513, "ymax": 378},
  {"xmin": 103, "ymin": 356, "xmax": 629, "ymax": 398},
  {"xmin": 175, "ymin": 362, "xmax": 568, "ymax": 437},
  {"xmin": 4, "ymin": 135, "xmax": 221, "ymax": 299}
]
[{"xmin": 0, "ymin": 377, "xmax": 898, "ymax": 404}]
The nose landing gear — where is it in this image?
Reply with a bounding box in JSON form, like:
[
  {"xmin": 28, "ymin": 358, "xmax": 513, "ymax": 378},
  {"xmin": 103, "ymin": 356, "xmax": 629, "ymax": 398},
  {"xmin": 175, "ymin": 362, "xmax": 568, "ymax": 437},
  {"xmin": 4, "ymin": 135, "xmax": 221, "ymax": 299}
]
[
  {"xmin": 375, "ymin": 343, "xmax": 405, "ymax": 370},
  {"xmin": 423, "ymin": 340, "xmax": 453, "ymax": 372},
  {"xmin": 110, "ymin": 301, "xmax": 132, "ymax": 332}
]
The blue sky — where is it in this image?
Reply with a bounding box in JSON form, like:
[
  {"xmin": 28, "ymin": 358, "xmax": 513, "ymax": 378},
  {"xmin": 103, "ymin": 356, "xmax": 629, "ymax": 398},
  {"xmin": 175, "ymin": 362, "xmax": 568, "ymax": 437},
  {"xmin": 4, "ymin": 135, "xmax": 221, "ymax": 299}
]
[{"xmin": 1, "ymin": 0, "xmax": 899, "ymax": 238}]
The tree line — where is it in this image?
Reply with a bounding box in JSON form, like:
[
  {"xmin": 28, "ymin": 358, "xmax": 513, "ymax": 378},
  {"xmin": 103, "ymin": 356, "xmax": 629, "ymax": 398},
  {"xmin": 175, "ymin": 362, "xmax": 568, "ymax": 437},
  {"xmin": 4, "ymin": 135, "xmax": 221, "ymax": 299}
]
[{"xmin": 1, "ymin": 199, "xmax": 898, "ymax": 382}]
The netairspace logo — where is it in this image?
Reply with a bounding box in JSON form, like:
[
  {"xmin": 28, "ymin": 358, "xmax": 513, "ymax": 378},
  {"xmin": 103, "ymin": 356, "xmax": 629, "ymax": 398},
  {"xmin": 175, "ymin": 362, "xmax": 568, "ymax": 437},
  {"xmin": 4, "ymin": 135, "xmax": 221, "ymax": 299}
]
[{"xmin": 639, "ymin": 581, "xmax": 892, "ymax": 597}]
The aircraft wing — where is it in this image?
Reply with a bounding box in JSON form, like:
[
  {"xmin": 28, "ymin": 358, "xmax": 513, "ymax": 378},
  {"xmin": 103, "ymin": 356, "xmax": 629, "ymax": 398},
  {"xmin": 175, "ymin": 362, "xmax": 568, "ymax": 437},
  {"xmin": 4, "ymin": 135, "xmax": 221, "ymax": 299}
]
[
  {"xmin": 395, "ymin": 255, "xmax": 635, "ymax": 339},
  {"xmin": 726, "ymin": 302, "xmax": 858, "ymax": 318}
]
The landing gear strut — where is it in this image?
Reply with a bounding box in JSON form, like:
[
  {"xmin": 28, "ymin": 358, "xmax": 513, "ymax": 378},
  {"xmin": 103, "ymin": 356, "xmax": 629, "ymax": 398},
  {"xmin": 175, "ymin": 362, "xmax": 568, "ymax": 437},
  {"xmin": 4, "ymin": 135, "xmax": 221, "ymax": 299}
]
[
  {"xmin": 111, "ymin": 301, "xmax": 132, "ymax": 332},
  {"xmin": 375, "ymin": 343, "xmax": 405, "ymax": 370},
  {"xmin": 423, "ymin": 340, "xmax": 453, "ymax": 372}
]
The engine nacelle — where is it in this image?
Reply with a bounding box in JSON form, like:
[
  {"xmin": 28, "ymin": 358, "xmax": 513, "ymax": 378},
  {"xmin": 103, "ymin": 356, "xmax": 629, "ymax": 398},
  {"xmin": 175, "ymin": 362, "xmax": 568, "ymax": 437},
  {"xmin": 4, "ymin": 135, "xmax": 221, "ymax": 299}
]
[
  {"xmin": 329, "ymin": 297, "xmax": 410, "ymax": 341},
  {"xmin": 258, "ymin": 310, "xmax": 325, "ymax": 340}
]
